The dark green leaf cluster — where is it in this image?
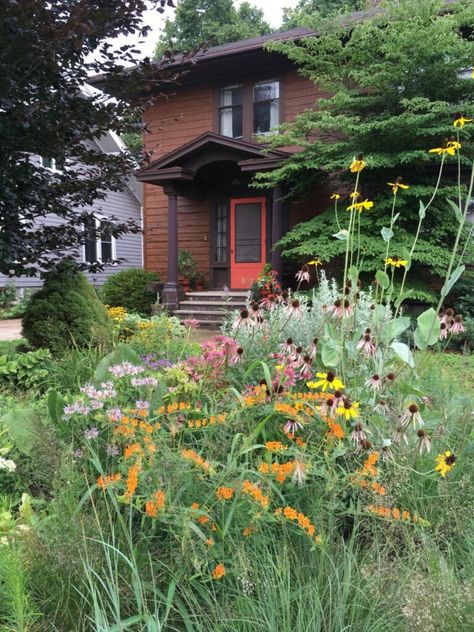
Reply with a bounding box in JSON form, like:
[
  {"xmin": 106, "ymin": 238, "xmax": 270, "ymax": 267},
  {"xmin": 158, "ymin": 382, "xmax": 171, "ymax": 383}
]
[
  {"xmin": 259, "ymin": 0, "xmax": 474, "ymax": 283},
  {"xmin": 0, "ymin": 1, "xmax": 171, "ymax": 277},
  {"xmin": 22, "ymin": 262, "xmax": 112, "ymax": 355},
  {"xmin": 154, "ymin": 0, "xmax": 271, "ymax": 57},
  {"xmin": 100, "ymin": 268, "xmax": 161, "ymax": 315}
]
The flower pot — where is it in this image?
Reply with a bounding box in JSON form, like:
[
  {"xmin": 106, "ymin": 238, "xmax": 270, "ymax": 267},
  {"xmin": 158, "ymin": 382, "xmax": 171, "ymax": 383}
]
[{"xmin": 181, "ymin": 277, "xmax": 191, "ymax": 292}]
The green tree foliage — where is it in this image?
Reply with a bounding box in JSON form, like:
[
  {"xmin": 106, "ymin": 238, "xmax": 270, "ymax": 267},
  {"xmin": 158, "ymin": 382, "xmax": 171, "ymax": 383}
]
[
  {"xmin": 259, "ymin": 0, "xmax": 474, "ymax": 282},
  {"xmin": 22, "ymin": 262, "xmax": 112, "ymax": 355},
  {"xmin": 0, "ymin": 0, "xmax": 175, "ymax": 279},
  {"xmin": 100, "ymin": 269, "xmax": 160, "ymax": 315},
  {"xmin": 282, "ymin": 0, "xmax": 364, "ymax": 26},
  {"xmin": 155, "ymin": 0, "xmax": 271, "ymax": 57}
]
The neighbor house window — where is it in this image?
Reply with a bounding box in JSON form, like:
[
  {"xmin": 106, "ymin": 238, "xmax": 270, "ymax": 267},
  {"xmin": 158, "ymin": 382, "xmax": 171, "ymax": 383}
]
[
  {"xmin": 218, "ymin": 84, "xmax": 243, "ymax": 138},
  {"xmin": 40, "ymin": 156, "xmax": 65, "ymax": 172},
  {"xmin": 84, "ymin": 216, "xmax": 115, "ymax": 264},
  {"xmin": 253, "ymin": 80, "xmax": 279, "ymax": 135}
]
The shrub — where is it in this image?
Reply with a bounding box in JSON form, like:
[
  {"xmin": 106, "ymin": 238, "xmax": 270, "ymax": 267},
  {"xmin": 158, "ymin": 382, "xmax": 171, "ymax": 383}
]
[
  {"xmin": 22, "ymin": 263, "xmax": 111, "ymax": 355},
  {"xmin": 100, "ymin": 269, "xmax": 160, "ymax": 315}
]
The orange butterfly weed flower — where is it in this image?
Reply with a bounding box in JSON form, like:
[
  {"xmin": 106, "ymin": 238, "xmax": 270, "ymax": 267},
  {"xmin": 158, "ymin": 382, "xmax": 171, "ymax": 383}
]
[{"xmin": 212, "ymin": 563, "xmax": 226, "ymax": 580}]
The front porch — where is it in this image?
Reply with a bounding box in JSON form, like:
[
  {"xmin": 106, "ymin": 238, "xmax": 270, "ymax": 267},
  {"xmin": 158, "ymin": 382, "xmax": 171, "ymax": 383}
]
[{"xmin": 136, "ymin": 132, "xmax": 289, "ymax": 310}]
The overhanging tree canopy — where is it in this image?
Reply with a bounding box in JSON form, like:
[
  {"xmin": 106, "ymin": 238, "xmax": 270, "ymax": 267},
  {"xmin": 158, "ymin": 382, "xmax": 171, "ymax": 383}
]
[
  {"xmin": 0, "ymin": 0, "xmax": 176, "ymax": 279},
  {"xmin": 258, "ymin": 0, "xmax": 474, "ymax": 291}
]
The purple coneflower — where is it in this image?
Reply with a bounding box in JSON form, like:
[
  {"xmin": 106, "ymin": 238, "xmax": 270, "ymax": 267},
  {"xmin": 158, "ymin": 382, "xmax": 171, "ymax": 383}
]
[
  {"xmin": 331, "ymin": 299, "xmax": 344, "ymax": 319},
  {"xmin": 417, "ymin": 429, "xmax": 432, "ymax": 455},
  {"xmin": 229, "ymin": 346, "xmax": 244, "ymax": 364},
  {"xmin": 450, "ymin": 315, "xmax": 465, "ymax": 334},
  {"xmin": 439, "ymin": 321, "xmax": 448, "ymax": 340},
  {"xmin": 399, "ymin": 403, "xmax": 424, "ymax": 429},
  {"xmin": 183, "ymin": 318, "xmax": 199, "ymax": 329},
  {"xmin": 295, "ymin": 264, "xmax": 311, "ymax": 285},
  {"xmin": 281, "ymin": 338, "xmax": 296, "ymax": 355},
  {"xmin": 350, "ymin": 422, "xmax": 371, "ymax": 447},
  {"xmin": 286, "ymin": 299, "xmax": 302, "ymax": 318},
  {"xmin": 357, "ymin": 333, "xmax": 377, "ymax": 356},
  {"xmin": 233, "ymin": 308, "xmax": 252, "ymax": 329},
  {"xmin": 440, "ymin": 307, "xmax": 454, "ymax": 324},
  {"xmin": 284, "ymin": 419, "xmax": 304, "ymax": 435},
  {"xmin": 308, "ymin": 337, "xmax": 318, "ymax": 360},
  {"xmin": 365, "ymin": 374, "xmax": 382, "ymax": 391}
]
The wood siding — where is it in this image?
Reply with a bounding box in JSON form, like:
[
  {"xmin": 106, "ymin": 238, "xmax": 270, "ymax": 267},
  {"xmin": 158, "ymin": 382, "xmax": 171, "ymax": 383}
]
[{"xmin": 142, "ymin": 70, "xmax": 323, "ymax": 281}]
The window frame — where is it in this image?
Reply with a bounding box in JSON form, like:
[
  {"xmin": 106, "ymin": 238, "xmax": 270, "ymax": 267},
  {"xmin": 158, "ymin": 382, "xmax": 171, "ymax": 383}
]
[
  {"xmin": 82, "ymin": 215, "xmax": 117, "ymax": 265},
  {"xmin": 217, "ymin": 84, "xmax": 244, "ymax": 139},
  {"xmin": 215, "ymin": 78, "xmax": 282, "ymax": 141},
  {"xmin": 252, "ymin": 79, "xmax": 280, "ymax": 136},
  {"xmin": 39, "ymin": 155, "xmax": 66, "ymax": 173}
]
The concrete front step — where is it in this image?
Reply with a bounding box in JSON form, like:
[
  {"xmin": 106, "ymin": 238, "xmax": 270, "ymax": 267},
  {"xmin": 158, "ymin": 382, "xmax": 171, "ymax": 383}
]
[
  {"xmin": 185, "ymin": 291, "xmax": 248, "ymax": 303},
  {"xmin": 175, "ymin": 309, "xmax": 236, "ymax": 322},
  {"xmin": 179, "ymin": 300, "xmax": 244, "ymax": 312}
]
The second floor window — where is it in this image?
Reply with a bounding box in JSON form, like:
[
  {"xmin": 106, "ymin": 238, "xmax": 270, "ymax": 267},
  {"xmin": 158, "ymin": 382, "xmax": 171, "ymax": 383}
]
[
  {"xmin": 40, "ymin": 156, "xmax": 65, "ymax": 172},
  {"xmin": 218, "ymin": 85, "xmax": 243, "ymax": 139},
  {"xmin": 84, "ymin": 216, "xmax": 115, "ymax": 264},
  {"xmin": 253, "ymin": 80, "xmax": 279, "ymax": 135}
]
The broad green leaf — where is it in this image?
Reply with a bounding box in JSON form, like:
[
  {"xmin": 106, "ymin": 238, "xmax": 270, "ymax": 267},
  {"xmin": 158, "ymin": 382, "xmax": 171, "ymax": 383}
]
[
  {"xmin": 390, "ymin": 341, "xmax": 415, "ymax": 368},
  {"xmin": 441, "ymin": 264, "xmax": 465, "ymax": 298},
  {"xmin": 375, "ymin": 270, "xmax": 390, "ymax": 289},
  {"xmin": 394, "ymin": 289, "xmax": 414, "ymax": 309},
  {"xmin": 1, "ymin": 407, "xmax": 44, "ymax": 455},
  {"xmin": 333, "ymin": 229, "xmax": 349, "ymax": 240},
  {"xmin": 414, "ymin": 308, "xmax": 440, "ymax": 350},
  {"xmin": 381, "ymin": 226, "xmax": 393, "ymax": 242},
  {"xmin": 419, "ymin": 200, "xmax": 426, "ymax": 219},
  {"xmin": 348, "ymin": 266, "xmax": 358, "ymax": 287},
  {"xmin": 321, "ymin": 340, "xmax": 341, "ymax": 367},
  {"xmin": 94, "ymin": 343, "xmax": 142, "ymax": 382},
  {"xmin": 382, "ymin": 316, "xmax": 411, "ymax": 344},
  {"xmin": 47, "ymin": 389, "xmax": 66, "ymax": 424},
  {"xmin": 392, "ymin": 212, "xmax": 400, "ymax": 225},
  {"xmin": 447, "ymin": 198, "xmax": 463, "ymax": 223}
]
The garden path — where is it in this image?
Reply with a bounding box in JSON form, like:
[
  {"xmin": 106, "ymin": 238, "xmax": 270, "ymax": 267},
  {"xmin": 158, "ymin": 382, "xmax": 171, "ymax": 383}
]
[{"xmin": 0, "ymin": 319, "xmax": 22, "ymax": 341}]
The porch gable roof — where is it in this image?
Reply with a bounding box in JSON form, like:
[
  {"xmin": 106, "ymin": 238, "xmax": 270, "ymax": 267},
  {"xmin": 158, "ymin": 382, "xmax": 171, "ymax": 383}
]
[{"xmin": 135, "ymin": 132, "xmax": 289, "ymax": 185}]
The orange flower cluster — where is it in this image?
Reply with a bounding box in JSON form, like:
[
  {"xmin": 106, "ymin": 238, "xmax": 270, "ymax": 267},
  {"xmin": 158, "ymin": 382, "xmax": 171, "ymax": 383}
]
[
  {"xmin": 157, "ymin": 402, "xmax": 191, "ymax": 414},
  {"xmin": 274, "ymin": 401, "xmax": 307, "ymax": 421},
  {"xmin": 326, "ymin": 420, "xmax": 345, "ymax": 439},
  {"xmin": 289, "ymin": 392, "xmax": 326, "ymax": 403},
  {"xmin": 215, "ymin": 486, "xmax": 235, "ymax": 501},
  {"xmin": 242, "ymin": 480, "xmax": 269, "ymax": 509},
  {"xmin": 352, "ymin": 478, "xmax": 386, "ymax": 495},
  {"xmin": 97, "ymin": 473, "xmax": 121, "ymax": 490},
  {"xmin": 264, "ymin": 441, "xmax": 288, "ymax": 452},
  {"xmin": 181, "ymin": 449, "xmax": 211, "ymax": 472},
  {"xmin": 275, "ymin": 506, "xmax": 320, "ymax": 543},
  {"xmin": 358, "ymin": 452, "xmax": 379, "ymax": 477},
  {"xmin": 212, "ymin": 563, "xmax": 226, "ymax": 580},
  {"xmin": 243, "ymin": 384, "xmax": 268, "ymax": 407},
  {"xmin": 129, "ymin": 407, "xmax": 149, "ymax": 418},
  {"xmin": 259, "ymin": 460, "xmax": 298, "ymax": 483},
  {"xmin": 145, "ymin": 490, "xmax": 166, "ymax": 517},
  {"xmin": 242, "ymin": 524, "xmax": 257, "ymax": 537},
  {"xmin": 367, "ymin": 504, "xmax": 428, "ymax": 525},
  {"xmin": 124, "ymin": 443, "xmax": 143, "ymax": 459},
  {"xmin": 126, "ymin": 463, "xmax": 141, "ymax": 500},
  {"xmin": 187, "ymin": 413, "xmax": 227, "ymax": 429},
  {"xmin": 112, "ymin": 413, "xmax": 161, "ymax": 439}
]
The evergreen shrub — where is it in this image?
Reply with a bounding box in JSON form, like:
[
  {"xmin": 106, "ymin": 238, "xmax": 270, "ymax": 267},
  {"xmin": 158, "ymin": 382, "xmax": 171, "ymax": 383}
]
[
  {"xmin": 22, "ymin": 264, "xmax": 111, "ymax": 355},
  {"xmin": 100, "ymin": 268, "xmax": 160, "ymax": 315}
]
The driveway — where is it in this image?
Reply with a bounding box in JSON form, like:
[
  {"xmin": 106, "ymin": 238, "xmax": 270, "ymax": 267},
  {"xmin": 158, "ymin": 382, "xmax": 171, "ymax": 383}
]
[{"xmin": 0, "ymin": 319, "xmax": 22, "ymax": 341}]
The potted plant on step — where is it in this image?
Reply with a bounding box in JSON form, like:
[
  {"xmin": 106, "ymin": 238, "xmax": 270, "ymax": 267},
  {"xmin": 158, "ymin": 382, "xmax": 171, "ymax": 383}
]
[
  {"xmin": 178, "ymin": 250, "xmax": 198, "ymax": 293},
  {"xmin": 192, "ymin": 271, "xmax": 206, "ymax": 292}
]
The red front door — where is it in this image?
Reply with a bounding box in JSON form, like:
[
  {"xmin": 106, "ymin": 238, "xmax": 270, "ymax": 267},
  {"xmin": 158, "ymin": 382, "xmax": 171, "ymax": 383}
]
[{"xmin": 230, "ymin": 197, "xmax": 267, "ymax": 289}]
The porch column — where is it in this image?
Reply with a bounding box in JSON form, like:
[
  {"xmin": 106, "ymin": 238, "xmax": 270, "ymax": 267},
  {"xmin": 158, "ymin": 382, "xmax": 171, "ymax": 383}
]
[
  {"xmin": 271, "ymin": 186, "xmax": 284, "ymax": 277},
  {"xmin": 161, "ymin": 186, "xmax": 181, "ymax": 310}
]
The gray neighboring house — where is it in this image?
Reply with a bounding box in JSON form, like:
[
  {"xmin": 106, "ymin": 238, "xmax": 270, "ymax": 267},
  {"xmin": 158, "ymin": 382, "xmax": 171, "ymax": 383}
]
[{"xmin": 0, "ymin": 130, "xmax": 143, "ymax": 294}]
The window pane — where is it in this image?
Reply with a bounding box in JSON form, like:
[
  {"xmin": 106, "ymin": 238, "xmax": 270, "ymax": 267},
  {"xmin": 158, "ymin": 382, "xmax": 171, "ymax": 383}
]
[
  {"xmin": 254, "ymin": 102, "xmax": 271, "ymax": 134},
  {"xmin": 100, "ymin": 221, "xmax": 113, "ymax": 263},
  {"xmin": 235, "ymin": 203, "xmax": 261, "ymax": 263},
  {"xmin": 253, "ymin": 81, "xmax": 279, "ymax": 102},
  {"xmin": 219, "ymin": 105, "xmax": 242, "ymax": 138},
  {"xmin": 215, "ymin": 202, "xmax": 227, "ymax": 263},
  {"xmin": 41, "ymin": 156, "xmax": 53, "ymax": 169},
  {"xmin": 84, "ymin": 217, "xmax": 96, "ymax": 263},
  {"xmin": 219, "ymin": 85, "xmax": 243, "ymax": 107}
]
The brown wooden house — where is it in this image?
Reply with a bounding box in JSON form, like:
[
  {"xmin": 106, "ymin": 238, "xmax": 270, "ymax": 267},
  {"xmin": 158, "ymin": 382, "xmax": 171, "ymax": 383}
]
[{"xmin": 134, "ymin": 27, "xmax": 332, "ymax": 309}]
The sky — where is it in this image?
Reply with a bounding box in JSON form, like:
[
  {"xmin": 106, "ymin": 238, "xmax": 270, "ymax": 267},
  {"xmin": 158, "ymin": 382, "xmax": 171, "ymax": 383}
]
[{"xmin": 122, "ymin": 0, "xmax": 301, "ymax": 59}]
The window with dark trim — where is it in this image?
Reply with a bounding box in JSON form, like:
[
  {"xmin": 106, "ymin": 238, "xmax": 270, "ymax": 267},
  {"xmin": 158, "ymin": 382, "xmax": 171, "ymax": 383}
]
[
  {"xmin": 218, "ymin": 84, "xmax": 243, "ymax": 138},
  {"xmin": 214, "ymin": 202, "xmax": 228, "ymax": 263},
  {"xmin": 40, "ymin": 156, "xmax": 65, "ymax": 171},
  {"xmin": 84, "ymin": 216, "xmax": 115, "ymax": 264},
  {"xmin": 253, "ymin": 80, "xmax": 280, "ymax": 135}
]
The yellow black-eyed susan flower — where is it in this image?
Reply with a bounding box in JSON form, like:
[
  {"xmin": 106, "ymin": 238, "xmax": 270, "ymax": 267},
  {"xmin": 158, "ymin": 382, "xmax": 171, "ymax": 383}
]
[
  {"xmin": 385, "ymin": 256, "xmax": 408, "ymax": 268},
  {"xmin": 435, "ymin": 450, "xmax": 456, "ymax": 477},
  {"xmin": 429, "ymin": 140, "xmax": 461, "ymax": 156},
  {"xmin": 453, "ymin": 113, "xmax": 472, "ymax": 128},
  {"xmin": 387, "ymin": 177, "xmax": 410, "ymax": 194},
  {"xmin": 346, "ymin": 199, "xmax": 374, "ymax": 212},
  {"xmin": 350, "ymin": 155, "xmax": 366, "ymax": 173}
]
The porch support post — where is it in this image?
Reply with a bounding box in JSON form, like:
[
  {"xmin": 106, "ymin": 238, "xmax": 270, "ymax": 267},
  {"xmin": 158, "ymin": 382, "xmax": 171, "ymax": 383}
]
[
  {"xmin": 162, "ymin": 185, "xmax": 181, "ymax": 311},
  {"xmin": 271, "ymin": 185, "xmax": 284, "ymax": 278}
]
